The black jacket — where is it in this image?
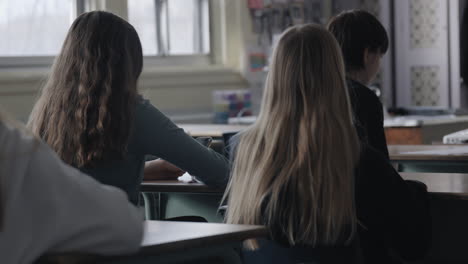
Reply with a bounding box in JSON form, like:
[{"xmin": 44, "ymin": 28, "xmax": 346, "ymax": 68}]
[
  {"xmin": 347, "ymin": 78, "xmax": 389, "ymax": 158},
  {"xmin": 355, "ymin": 146, "xmax": 431, "ymax": 263}
]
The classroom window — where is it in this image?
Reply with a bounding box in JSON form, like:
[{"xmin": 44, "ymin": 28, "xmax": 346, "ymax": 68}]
[
  {"xmin": 0, "ymin": 0, "xmax": 75, "ymax": 56},
  {"xmin": 0, "ymin": 0, "xmax": 212, "ymax": 67},
  {"xmin": 128, "ymin": 0, "xmax": 211, "ymax": 56}
]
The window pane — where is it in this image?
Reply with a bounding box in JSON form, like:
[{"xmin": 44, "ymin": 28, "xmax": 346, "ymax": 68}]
[
  {"xmin": 168, "ymin": 0, "xmax": 194, "ymax": 54},
  {"xmin": 128, "ymin": 0, "xmax": 158, "ymax": 55},
  {"xmin": 168, "ymin": 0, "xmax": 210, "ymax": 55},
  {"xmin": 0, "ymin": 0, "xmax": 73, "ymax": 56},
  {"xmin": 201, "ymin": 0, "xmax": 210, "ymax": 54}
]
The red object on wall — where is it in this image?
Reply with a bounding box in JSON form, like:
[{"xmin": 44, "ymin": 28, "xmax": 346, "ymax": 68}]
[{"xmin": 248, "ymin": 0, "xmax": 264, "ymax": 9}]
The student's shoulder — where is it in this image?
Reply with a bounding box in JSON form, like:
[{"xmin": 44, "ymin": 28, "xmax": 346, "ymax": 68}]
[
  {"xmin": 357, "ymin": 145, "xmax": 389, "ymax": 173},
  {"xmin": 227, "ymin": 127, "xmax": 256, "ymax": 158},
  {"xmin": 227, "ymin": 129, "xmax": 252, "ymax": 149},
  {"xmin": 0, "ymin": 120, "xmax": 48, "ymax": 202},
  {"xmin": 133, "ymin": 95, "xmax": 181, "ymax": 145},
  {"xmin": 0, "ymin": 120, "xmax": 38, "ymax": 158},
  {"xmin": 359, "ymin": 145, "xmax": 383, "ymax": 161},
  {"xmin": 134, "ymin": 95, "xmax": 170, "ymax": 123},
  {"xmin": 228, "ymin": 132, "xmax": 242, "ymax": 147},
  {"xmin": 347, "ymin": 79, "xmax": 381, "ymax": 103},
  {"xmin": 135, "ymin": 95, "xmax": 156, "ymax": 113}
]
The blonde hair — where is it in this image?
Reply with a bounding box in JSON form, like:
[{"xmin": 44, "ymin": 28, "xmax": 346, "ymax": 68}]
[{"xmin": 223, "ymin": 24, "xmax": 360, "ymax": 248}]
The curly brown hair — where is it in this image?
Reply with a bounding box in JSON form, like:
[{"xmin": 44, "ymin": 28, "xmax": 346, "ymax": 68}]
[{"xmin": 28, "ymin": 11, "xmax": 143, "ymax": 168}]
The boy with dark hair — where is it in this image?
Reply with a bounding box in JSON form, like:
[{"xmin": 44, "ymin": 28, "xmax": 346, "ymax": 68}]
[{"xmin": 328, "ymin": 10, "xmax": 390, "ymax": 158}]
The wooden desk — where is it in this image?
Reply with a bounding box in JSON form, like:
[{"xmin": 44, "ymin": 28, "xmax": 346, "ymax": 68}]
[
  {"xmin": 141, "ymin": 175, "xmax": 468, "ymax": 263},
  {"xmin": 401, "ymin": 172, "xmax": 468, "ymax": 199},
  {"xmin": 141, "ymin": 181, "xmax": 224, "ymax": 222},
  {"xmin": 389, "ymin": 145, "xmax": 468, "ymax": 161},
  {"xmin": 38, "ymin": 221, "xmax": 268, "ymax": 264},
  {"xmin": 141, "ymin": 180, "xmax": 224, "ymax": 193},
  {"xmin": 227, "ymin": 115, "xmax": 468, "ymax": 144},
  {"xmin": 140, "ymin": 221, "xmax": 266, "ymax": 253},
  {"xmin": 142, "ymin": 173, "xmax": 468, "ymax": 195},
  {"xmin": 384, "ymin": 115, "xmax": 468, "ymax": 144},
  {"xmin": 389, "ymin": 145, "xmax": 468, "ymax": 173},
  {"xmin": 177, "ymin": 124, "xmax": 248, "ymax": 138}
]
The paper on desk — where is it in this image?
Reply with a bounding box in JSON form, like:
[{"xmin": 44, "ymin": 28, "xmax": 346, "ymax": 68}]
[
  {"xmin": 178, "ymin": 172, "xmax": 204, "ymax": 184},
  {"xmin": 178, "ymin": 172, "xmax": 194, "ymax": 183}
]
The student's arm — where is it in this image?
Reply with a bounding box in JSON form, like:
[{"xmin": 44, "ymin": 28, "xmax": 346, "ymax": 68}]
[
  {"xmin": 364, "ymin": 92, "xmax": 389, "ymax": 158},
  {"xmin": 136, "ymin": 99, "xmax": 229, "ymax": 187},
  {"xmin": 356, "ymin": 147, "xmax": 431, "ymax": 261},
  {"xmin": 144, "ymin": 159, "xmax": 185, "ymax": 180},
  {"xmin": 26, "ymin": 142, "xmax": 144, "ymax": 255}
]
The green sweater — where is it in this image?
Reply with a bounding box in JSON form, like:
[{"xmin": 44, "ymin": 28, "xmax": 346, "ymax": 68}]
[{"xmin": 81, "ymin": 97, "xmax": 229, "ymax": 204}]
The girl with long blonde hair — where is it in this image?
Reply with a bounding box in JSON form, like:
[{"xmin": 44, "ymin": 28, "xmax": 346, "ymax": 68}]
[
  {"xmin": 225, "ymin": 24, "xmax": 359, "ymax": 247},
  {"xmin": 224, "ymin": 24, "xmax": 430, "ymax": 264}
]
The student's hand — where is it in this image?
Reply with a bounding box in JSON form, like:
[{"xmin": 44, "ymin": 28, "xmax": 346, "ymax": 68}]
[{"xmin": 144, "ymin": 159, "xmax": 185, "ymax": 180}]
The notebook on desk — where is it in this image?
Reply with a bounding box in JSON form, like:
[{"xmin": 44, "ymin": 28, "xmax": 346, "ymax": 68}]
[{"xmin": 443, "ymin": 129, "xmax": 468, "ymax": 144}]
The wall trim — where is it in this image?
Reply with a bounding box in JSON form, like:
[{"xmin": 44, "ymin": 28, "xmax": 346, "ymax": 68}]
[
  {"xmin": 139, "ymin": 66, "xmax": 247, "ymax": 89},
  {"xmin": 0, "ymin": 66, "xmax": 247, "ymax": 95}
]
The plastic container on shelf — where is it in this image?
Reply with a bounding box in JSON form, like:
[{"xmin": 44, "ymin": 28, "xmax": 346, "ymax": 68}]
[{"xmin": 212, "ymin": 90, "xmax": 253, "ymax": 124}]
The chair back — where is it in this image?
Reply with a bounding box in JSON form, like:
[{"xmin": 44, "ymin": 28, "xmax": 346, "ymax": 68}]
[
  {"xmin": 242, "ymin": 238, "xmax": 363, "ymax": 264},
  {"xmin": 222, "ymin": 132, "xmax": 238, "ymax": 159}
]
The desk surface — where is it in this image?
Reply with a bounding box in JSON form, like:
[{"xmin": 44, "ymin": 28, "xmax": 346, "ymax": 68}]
[
  {"xmin": 141, "ymin": 180, "xmax": 224, "ymax": 193},
  {"xmin": 384, "ymin": 115, "xmax": 468, "ymax": 127},
  {"xmin": 37, "ymin": 221, "xmax": 267, "ymax": 263},
  {"xmin": 142, "ymin": 172, "xmax": 468, "ymax": 199},
  {"xmin": 228, "ymin": 115, "xmax": 468, "ymax": 128},
  {"xmin": 389, "ymin": 144, "xmax": 468, "ymax": 161},
  {"xmin": 401, "ymin": 172, "xmax": 468, "ymax": 199},
  {"xmin": 141, "ymin": 221, "xmax": 267, "ymax": 253},
  {"xmin": 178, "ymin": 124, "xmax": 248, "ymax": 137}
]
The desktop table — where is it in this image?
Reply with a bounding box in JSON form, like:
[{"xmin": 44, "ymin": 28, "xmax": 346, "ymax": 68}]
[
  {"xmin": 384, "ymin": 115, "xmax": 468, "ymax": 144},
  {"xmin": 141, "ymin": 170, "xmax": 468, "ymax": 221},
  {"xmin": 141, "ymin": 180, "xmax": 224, "ymax": 193},
  {"xmin": 389, "ymin": 144, "xmax": 468, "ymax": 173},
  {"xmin": 401, "ymin": 172, "xmax": 468, "ymax": 199},
  {"xmin": 177, "ymin": 124, "xmax": 248, "ymax": 138},
  {"xmin": 37, "ymin": 221, "xmax": 268, "ymax": 264},
  {"xmin": 142, "ymin": 174, "xmax": 468, "ymax": 263}
]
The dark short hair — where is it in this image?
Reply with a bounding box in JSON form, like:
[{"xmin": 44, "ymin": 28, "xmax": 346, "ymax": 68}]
[{"xmin": 327, "ymin": 10, "xmax": 389, "ymax": 72}]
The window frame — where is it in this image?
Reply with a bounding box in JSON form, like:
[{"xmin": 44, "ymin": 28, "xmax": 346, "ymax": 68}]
[
  {"xmin": 0, "ymin": 0, "xmax": 215, "ymax": 69},
  {"xmin": 135, "ymin": 0, "xmax": 213, "ymax": 67}
]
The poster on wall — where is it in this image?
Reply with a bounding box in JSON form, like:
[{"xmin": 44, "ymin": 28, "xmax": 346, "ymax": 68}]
[{"xmin": 245, "ymin": 44, "xmax": 268, "ymax": 115}]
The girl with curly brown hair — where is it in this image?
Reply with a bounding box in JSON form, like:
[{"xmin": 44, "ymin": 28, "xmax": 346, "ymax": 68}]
[{"xmin": 28, "ymin": 11, "xmax": 228, "ymax": 205}]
